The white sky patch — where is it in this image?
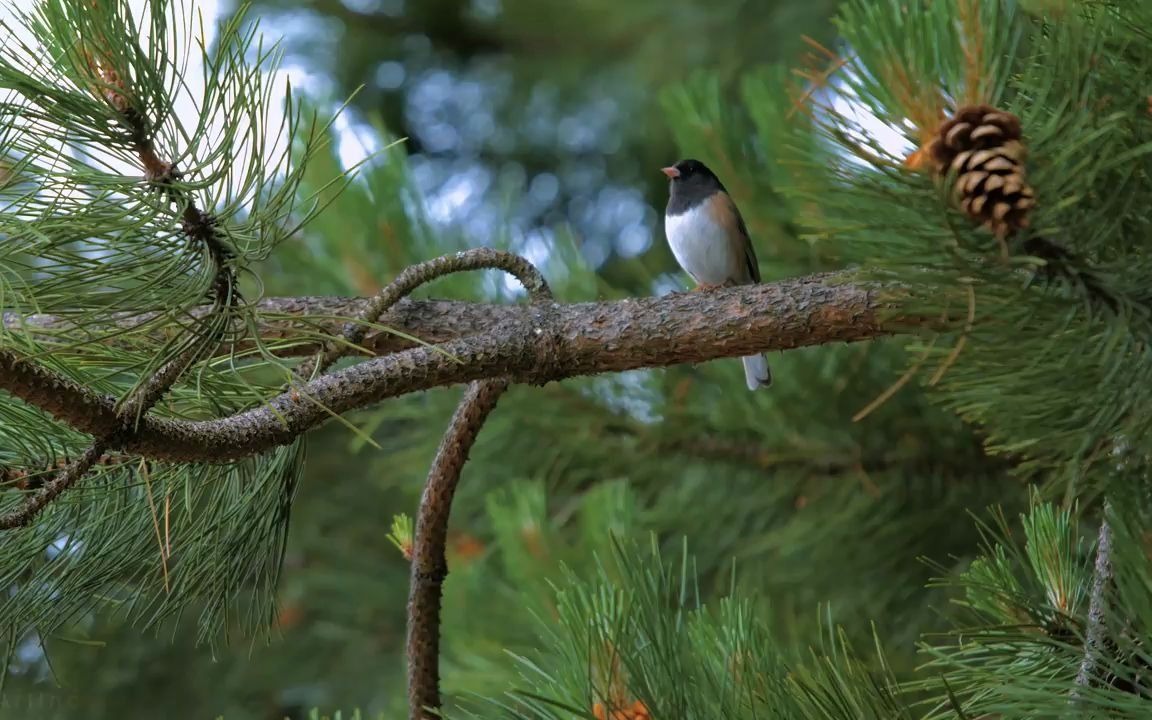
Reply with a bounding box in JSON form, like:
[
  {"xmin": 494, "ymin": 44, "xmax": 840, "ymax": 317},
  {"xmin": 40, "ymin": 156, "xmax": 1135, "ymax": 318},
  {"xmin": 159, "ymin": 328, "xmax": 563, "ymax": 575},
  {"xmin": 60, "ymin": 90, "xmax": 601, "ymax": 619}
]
[
  {"xmin": 0, "ymin": 0, "xmax": 335, "ymax": 202},
  {"xmin": 830, "ymin": 89, "xmax": 914, "ymax": 163},
  {"xmin": 332, "ymin": 110, "xmax": 384, "ymax": 172},
  {"xmin": 817, "ymin": 58, "xmax": 917, "ymax": 167},
  {"xmin": 46, "ymin": 532, "xmax": 82, "ymax": 560},
  {"xmin": 425, "ymin": 171, "xmax": 484, "ymax": 225},
  {"xmin": 499, "ymin": 227, "xmax": 552, "ymax": 295}
]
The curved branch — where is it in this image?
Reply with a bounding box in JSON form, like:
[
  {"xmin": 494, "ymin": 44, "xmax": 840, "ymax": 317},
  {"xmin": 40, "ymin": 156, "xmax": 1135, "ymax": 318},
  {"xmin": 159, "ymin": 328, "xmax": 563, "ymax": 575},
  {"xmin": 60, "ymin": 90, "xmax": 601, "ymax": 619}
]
[
  {"xmin": 0, "ymin": 274, "xmax": 922, "ymax": 463},
  {"xmin": 407, "ymin": 378, "xmax": 510, "ymax": 718},
  {"xmin": 298, "ymin": 250, "xmax": 554, "ymax": 718},
  {"xmin": 296, "ymin": 247, "xmax": 551, "ymax": 379}
]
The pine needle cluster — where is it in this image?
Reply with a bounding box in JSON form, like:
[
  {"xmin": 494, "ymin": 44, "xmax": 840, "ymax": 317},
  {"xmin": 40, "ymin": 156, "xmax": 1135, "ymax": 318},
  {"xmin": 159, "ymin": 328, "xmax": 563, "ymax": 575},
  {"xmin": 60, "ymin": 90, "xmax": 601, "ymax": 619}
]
[{"xmin": 2, "ymin": 1, "xmax": 1152, "ymax": 719}]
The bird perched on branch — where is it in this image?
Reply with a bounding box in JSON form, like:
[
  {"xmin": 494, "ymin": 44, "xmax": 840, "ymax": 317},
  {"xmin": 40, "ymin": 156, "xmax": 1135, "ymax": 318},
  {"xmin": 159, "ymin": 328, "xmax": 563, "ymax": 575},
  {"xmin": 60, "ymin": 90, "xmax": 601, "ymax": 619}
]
[{"xmin": 662, "ymin": 158, "xmax": 771, "ymax": 390}]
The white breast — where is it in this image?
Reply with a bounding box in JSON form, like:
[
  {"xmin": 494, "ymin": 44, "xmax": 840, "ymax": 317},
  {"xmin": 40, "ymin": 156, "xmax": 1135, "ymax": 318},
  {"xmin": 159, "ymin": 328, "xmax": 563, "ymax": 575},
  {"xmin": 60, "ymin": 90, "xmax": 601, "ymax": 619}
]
[{"xmin": 664, "ymin": 207, "xmax": 740, "ymax": 286}]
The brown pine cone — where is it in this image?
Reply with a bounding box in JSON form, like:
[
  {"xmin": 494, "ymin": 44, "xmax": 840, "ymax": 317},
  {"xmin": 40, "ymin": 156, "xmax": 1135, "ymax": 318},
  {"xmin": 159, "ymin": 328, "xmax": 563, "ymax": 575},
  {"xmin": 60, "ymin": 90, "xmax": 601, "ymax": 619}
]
[
  {"xmin": 926, "ymin": 105, "xmax": 1035, "ymax": 239},
  {"xmin": 927, "ymin": 105, "xmax": 1022, "ymax": 171}
]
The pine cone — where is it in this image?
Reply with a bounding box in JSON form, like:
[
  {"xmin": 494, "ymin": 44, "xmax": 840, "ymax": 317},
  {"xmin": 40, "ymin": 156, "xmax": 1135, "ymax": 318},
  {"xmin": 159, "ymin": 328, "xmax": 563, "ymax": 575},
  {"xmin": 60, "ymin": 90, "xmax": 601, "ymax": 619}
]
[{"xmin": 927, "ymin": 104, "xmax": 1036, "ymax": 239}]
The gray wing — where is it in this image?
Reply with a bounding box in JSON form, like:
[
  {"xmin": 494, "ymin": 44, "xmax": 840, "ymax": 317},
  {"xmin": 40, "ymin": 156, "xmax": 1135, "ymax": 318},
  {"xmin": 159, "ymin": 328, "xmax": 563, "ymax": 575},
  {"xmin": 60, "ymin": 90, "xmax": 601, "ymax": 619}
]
[{"xmin": 731, "ymin": 200, "xmax": 760, "ymax": 284}]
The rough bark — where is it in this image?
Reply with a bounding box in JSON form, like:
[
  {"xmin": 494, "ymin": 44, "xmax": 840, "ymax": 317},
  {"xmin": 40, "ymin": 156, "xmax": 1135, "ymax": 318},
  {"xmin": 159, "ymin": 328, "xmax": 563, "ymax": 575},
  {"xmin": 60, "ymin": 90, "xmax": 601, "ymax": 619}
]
[
  {"xmin": 406, "ymin": 379, "xmax": 509, "ymax": 719},
  {"xmin": 0, "ymin": 274, "xmax": 921, "ymax": 463},
  {"xmin": 4, "ymin": 272, "xmax": 894, "ymax": 358}
]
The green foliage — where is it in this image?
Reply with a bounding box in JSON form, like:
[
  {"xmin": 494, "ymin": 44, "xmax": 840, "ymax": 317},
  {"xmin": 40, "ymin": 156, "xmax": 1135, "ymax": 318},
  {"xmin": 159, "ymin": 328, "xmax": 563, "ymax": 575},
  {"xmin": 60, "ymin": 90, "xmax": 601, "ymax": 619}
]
[
  {"xmin": 902, "ymin": 497, "xmax": 1152, "ymax": 719},
  {"xmin": 448, "ymin": 535, "xmax": 912, "ymax": 720},
  {"xmin": 660, "ymin": 0, "xmax": 1152, "ymax": 490},
  {"xmin": 3, "ymin": 0, "xmax": 1152, "ymax": 718},
  {"xmin": 441, "ymin": 496, "xmax": 1145, "ymax": 720},
  {"xmin": 0, "ymin": 0, "xmax": 333, "ymax": 660},
  {"xmin": 797, "ymin": 0, "xmax": 1152, "ymax": 485},
  {"xmin": 437, "ymin": 0, "xmax": 1152, "ymax": 717}
]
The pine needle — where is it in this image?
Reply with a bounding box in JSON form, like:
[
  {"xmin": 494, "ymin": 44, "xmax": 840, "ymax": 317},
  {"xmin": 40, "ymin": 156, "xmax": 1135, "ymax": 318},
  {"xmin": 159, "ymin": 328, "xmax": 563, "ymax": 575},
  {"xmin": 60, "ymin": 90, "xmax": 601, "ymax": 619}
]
[
  {"xmin": 929, "ymin": 283, "xmax": 976, "ymax": 386},
  {"xmin": 852, "ymin": 339, "xmax": 937, "ymax": 422}
]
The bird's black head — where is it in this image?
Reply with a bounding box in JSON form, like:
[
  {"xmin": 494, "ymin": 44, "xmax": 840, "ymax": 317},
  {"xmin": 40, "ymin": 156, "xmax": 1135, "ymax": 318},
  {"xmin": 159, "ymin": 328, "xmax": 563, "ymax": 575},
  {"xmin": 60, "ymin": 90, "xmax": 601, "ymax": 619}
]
[
  {"xmin": 661, "ymin": 158, "xmax": 718, "ymax": 183},
  {"xmin": 662, "ymin": 158, "xmax": 726, "ymax": 213}
]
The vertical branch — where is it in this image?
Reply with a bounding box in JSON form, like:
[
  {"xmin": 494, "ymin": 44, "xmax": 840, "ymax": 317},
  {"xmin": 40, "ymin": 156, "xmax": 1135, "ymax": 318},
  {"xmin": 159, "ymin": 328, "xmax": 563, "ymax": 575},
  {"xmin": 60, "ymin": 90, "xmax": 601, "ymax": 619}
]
[
  {"xmin": 340, "ymin": 250, "xmax": 553, "ymax": 720},
  {"xmin": 406, "ymin": 378, "xmax": 510, "ymax": 719},
  {"xmin": 1073, "ymin": 503, "xmax": 1114, "ymax": 699},
  {"xmin": 273, "ymin": 247, "xmax": 556, "ymax": 719}
]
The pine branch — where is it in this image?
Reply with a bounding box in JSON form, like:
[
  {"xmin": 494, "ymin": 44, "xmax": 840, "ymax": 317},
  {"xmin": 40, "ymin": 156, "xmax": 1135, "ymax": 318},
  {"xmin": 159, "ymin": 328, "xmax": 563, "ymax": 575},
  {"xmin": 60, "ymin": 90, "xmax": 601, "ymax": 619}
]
[
  {"xmin": 0, "ymin": 453, "xmax": 140, "ymax": 491},
  {"xmin": 0, "ymin": 31, "xmax": 239, "ymax": 528},
  {"xmin": 1073, "ymin": 505, "xmax": 1115, "ymax": 699},
  {"xmin": 279, "ymin": 249, "xmax": 558, "ymax": 717},
  {"xmin": 0, "ymin": 442, "xmax": 109, "ymax": 529},
  {"xmin": 0, "ymin": 271, "xmax": 922, "ymax": 464},
  {"xmin": 3, "ymin": 270, "xmax": 866, "ymax": 358}
]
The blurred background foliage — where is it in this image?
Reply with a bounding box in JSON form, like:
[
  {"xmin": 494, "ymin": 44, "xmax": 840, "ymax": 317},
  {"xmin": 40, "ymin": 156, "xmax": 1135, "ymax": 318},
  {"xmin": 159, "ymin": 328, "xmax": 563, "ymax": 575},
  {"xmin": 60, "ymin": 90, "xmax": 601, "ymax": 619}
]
[
  {"xmin": 237, "ymin": 0, "xmax": 840, "ymax": 286},
  {"xmin": 0, "ymin": 0, "xmax": 1100, "ymax": 718}
]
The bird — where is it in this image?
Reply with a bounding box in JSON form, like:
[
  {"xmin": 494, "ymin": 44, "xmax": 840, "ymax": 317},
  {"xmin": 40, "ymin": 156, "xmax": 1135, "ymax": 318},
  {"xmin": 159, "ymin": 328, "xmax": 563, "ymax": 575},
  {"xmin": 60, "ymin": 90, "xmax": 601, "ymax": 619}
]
[{"xmin": 661, "ymin": 158, "xmax": 771, "ymax": 390}]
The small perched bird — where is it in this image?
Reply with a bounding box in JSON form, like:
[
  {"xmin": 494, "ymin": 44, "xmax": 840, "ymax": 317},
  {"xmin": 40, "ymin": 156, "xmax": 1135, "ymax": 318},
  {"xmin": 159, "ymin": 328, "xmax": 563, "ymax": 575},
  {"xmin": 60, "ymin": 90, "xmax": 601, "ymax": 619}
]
[{"xmin": 662, "ymin": 158, "xmax": 771, "ymax": 390}]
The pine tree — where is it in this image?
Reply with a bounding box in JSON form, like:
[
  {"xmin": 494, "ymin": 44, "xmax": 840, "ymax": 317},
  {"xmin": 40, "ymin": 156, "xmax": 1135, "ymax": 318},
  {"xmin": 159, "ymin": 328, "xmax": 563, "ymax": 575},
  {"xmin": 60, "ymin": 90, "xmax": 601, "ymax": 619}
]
[{"xmin": 0, "ymin": 1, "xmax": 1151, "ymax": 719}]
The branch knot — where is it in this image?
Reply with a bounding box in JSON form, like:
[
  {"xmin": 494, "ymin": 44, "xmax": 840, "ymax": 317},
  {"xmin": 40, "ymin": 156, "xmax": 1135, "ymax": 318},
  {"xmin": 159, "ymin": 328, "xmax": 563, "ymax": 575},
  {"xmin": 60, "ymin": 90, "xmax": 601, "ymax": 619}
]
[{"xmin": 524, "ymin": 301, "xmax": 566, "ymax": 385}]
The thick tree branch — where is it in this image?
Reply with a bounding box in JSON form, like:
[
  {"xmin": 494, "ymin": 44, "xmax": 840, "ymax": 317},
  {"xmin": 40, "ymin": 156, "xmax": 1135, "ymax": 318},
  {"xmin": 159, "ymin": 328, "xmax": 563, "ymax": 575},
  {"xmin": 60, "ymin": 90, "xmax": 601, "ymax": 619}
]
[
  {"xmin": 5, "ymin": 295, "xmax": 520, "ymax": 358},
  {"xmin": 5, "ymin": 271, "xmax": 870, "ymax": 358},
  {"xmin": 0, "ymin": 274, "xmax": 920, "ymax": 463}
]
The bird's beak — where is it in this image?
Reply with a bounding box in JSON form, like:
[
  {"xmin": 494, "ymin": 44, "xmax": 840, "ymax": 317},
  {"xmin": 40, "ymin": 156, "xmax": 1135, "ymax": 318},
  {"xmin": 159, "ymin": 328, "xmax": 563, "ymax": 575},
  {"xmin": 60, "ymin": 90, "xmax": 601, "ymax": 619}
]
[{"xmin": 661, "ymin": 166, "xmax": 680, "ymax": 179}]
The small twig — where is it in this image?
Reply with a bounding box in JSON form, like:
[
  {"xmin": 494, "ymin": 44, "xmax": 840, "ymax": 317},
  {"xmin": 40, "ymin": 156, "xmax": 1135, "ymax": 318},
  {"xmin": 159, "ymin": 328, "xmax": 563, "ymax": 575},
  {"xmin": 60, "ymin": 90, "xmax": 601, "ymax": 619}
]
[
  {"xmin": 928, "ymin": 284, "xmax": 975, "ymax": 386},
  {"xmin": 0, "ymin": 453, "xmax": 140, "ymax": 490},
  {"xmin": 1073, "ymin": 504, "xmax": 1114, "ymax": 699},
  {"xmin": 140, "ymin": 461, "xmax": 171, "ymax": 593},
  {"xmin": 0, "ymin": 443, "xmax": 109, "ymax": 530},
  {"xmin": 852, "ymin": 337, "xmax": 938, "ymax": 422}
]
